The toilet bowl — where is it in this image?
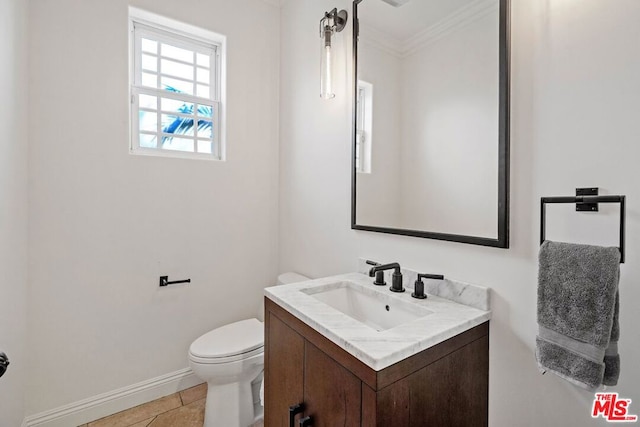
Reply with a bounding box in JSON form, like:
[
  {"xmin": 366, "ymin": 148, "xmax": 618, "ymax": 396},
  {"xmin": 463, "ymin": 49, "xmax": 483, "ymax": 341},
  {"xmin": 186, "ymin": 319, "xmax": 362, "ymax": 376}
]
[
  {"xmin": 189, "ymin": 319, "xmax": 264, "ymax": 427},
  {"xmin": 188, "ymin": 272, "xmax": 309, "ymax": 427}
]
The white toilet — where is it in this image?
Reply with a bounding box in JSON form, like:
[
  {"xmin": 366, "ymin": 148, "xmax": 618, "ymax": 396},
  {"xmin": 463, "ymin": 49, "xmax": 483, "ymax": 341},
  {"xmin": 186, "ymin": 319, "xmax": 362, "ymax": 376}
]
[{"xmin": 188, "ymin": 272, "xmax": 309, "ymax": 427}]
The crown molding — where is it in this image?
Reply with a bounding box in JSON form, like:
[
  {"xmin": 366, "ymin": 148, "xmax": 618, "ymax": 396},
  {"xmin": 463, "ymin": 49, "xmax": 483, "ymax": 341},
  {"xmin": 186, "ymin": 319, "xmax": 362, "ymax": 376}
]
[
  {"xmin": 403, "ymin": 0, "xmax": 497, "ymax": 57},
  {"xmin": 360, "ymin": 0, "xmax": 497, "ymax": 58}
]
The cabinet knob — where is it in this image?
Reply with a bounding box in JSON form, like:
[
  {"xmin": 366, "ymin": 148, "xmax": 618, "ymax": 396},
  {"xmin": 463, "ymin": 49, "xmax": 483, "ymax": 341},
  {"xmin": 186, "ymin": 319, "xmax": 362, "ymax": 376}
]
[
  {"xmin": 299, "ymin": 415, "xmax": 313, "ymax": 427},
  {"xmin": 289, "ymin": 403, "xmax": 305, "ymax": 427}
]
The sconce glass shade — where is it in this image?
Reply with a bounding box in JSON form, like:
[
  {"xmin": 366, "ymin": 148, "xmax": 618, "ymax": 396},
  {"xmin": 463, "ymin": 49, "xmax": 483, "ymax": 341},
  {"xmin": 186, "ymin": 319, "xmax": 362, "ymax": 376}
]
[
  {"xmin": 319, "ymin": 9, "xmax": 347, "ymax": 99},
  {"xmin": 320, "ymin": 28, "xmax": 335, "ymax": 99}
]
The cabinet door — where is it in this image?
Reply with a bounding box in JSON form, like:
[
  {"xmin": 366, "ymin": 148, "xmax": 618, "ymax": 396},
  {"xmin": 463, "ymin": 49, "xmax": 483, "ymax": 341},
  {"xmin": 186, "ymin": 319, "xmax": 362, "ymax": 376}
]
[
  {"xmin": 377, "ymin": 334, "xmax": 489, "ymax": 427},
  {"xmin": 303, "ymin": 342, "xmax": 362, "ymax": 427},
  {"xmin": 407, "ymin": 335, "xmax": 488, "ymax": 427},
  {"xmin": 265, "ymin": 312, "xmax": 305, "ymax": 427}
]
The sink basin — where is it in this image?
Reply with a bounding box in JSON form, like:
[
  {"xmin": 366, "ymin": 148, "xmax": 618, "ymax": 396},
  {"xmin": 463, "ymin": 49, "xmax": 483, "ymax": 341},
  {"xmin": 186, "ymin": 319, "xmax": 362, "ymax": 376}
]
[{"xmin": 301, "ymin": 281, "xmax": 433, "ymax": 331}]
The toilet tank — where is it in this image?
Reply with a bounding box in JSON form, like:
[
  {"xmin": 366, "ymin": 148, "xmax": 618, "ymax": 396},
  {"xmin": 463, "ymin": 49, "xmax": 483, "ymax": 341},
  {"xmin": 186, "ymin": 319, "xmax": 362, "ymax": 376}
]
[
  {"xmin": 259, "ymin": 272, "xmax": 310, "ymax": 321},
  {"xmin": 276, "ymin": 272, "xmax": 310, "ymax": 286}
]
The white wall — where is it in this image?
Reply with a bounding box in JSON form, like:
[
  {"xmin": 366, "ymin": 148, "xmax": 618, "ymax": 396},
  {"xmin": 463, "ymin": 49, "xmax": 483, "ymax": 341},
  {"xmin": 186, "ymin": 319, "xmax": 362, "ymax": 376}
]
[
  {"xmin": 278, "ymin": 0, "xmax": 358, "ymax": 275},
  {"xmin": 279, "ymin": 0, "xmax": 640, "ymax": 426},
  {"xmin": 27, "ymin": 0, "xmax": 279, "ymax": 415},
  {"xmin": 0, "ymin": 0, "xmax": 29, "ymax": 425}
]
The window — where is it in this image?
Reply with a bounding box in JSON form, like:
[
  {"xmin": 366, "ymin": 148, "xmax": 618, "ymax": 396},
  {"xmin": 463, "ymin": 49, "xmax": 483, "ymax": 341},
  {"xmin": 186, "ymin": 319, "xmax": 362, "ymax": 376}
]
[
  {"xmin": 129, "ymin": 9, "xmax": 225, "ymax": 160},
  {"xmin": 356, "ymin": 80, "xmax": 373, "ymax": 173}
]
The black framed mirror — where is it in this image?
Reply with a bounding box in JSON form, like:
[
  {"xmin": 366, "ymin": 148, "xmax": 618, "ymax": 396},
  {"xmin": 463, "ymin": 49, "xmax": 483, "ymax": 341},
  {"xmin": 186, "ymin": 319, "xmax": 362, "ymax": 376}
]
[{"xmin": 351, "ymin": 0, "xmax": 510, "ymax": 248}]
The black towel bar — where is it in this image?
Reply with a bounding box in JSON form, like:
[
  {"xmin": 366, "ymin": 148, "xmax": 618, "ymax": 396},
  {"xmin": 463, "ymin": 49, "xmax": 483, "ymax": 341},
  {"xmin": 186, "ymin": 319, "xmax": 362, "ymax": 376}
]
[{"xmin": 540, "ymin": 192, "xmax": 626, "ymax": 263}]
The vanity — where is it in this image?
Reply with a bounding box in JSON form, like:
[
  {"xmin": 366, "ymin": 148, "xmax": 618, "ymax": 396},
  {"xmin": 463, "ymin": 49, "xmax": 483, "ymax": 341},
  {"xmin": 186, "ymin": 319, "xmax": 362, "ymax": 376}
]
[{"xmin": 263, "ymin": 271, "xmax": 491, "ymax": 427}]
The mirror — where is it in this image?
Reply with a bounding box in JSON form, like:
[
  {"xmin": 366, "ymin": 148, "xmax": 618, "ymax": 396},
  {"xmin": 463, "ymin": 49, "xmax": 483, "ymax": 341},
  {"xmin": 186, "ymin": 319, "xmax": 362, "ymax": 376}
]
[{"xmin": 351, "ymin": 0, "xmax": 509, "ymax": 247}]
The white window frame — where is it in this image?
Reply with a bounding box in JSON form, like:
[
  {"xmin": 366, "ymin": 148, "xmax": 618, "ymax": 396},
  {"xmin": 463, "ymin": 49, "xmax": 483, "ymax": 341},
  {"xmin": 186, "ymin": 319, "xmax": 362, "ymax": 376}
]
[
  {"xmin": 356, "ymin": 80, "xmax": 373, "ymax": 174},
  {"xmin": 129, "ymin": 7, "xmax": 226, "ymax": 160}
]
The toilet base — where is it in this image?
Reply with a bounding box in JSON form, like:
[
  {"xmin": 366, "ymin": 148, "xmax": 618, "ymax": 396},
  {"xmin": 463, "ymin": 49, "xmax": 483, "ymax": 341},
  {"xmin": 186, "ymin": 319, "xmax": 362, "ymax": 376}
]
[{"xmin": 204, "ymin": 380, "xmax": 255, "ymax": 427}]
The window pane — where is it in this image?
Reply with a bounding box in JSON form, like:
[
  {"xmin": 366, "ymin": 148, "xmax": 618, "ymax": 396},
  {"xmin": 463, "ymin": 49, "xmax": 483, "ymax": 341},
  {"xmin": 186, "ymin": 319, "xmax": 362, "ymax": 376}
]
[
  {"xmin": 196, "ymin": 67, "xmax": 210, "ymax": 84},
  {"xmin": 161, "ymin": 58, "xmax": 193, "ymax": 80},
  {"xmin": 139, "ymin": 133, "xmax": 157, "ymax": 148},
  {"xmin": 142, "ymin": 54, "xmax": 157, "ymax": 72},
  {"xmin": 197, "ymin": 119, "xmax": 213, "ymax": 139},
  {"xmin": 139, "ymin": 111, "xmax": 157, "ymax": 132},
  {"xmin": 142, "ymin": 72, "xmax": 158, "ymax": 88},
  {"xmin": 161, "ymin": 43, "xmax": 193, "ymax": 63},
  {"xmin": 161, "ymin": 98, "xmax": 194, "ymax": 115},
  {"xmin": 196, "ymin": 53, "xmax": 210, "ymax": 68},
  {"xmin": 161, "ymin": 76, "xmax": 193, "ymax": 95},
  {"xmin": 197, "ymin": 140, "xmax": 212, "ymax": 154},
  {"xmin": 197, "ymin": 104, "xmax": 213, "ymax": 118},
  {"xmin": 162, "ymin": 114, "xmax": 196, "ymax": 137},
  {"xmin": 139, "ymin": 94, "xmax": 157, "ymax": 110},
  {"xmin": 141, "ymin": 38, "xmax": 158, "ymax": 54},
  {"xmin": 162, "ymin": 137, "xmax": 195, "ymax": 152},
  {"xmin": 196, "ymin": 84, "xmax": 210, "ymax": 98}
]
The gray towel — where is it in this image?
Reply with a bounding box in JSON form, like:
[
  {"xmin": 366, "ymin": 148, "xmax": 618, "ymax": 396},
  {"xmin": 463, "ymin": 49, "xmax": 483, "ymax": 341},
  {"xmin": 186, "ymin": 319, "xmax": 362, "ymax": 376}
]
[{"xmin": 536, "ymin": 240, "xmax": 621, "ymax": 390}]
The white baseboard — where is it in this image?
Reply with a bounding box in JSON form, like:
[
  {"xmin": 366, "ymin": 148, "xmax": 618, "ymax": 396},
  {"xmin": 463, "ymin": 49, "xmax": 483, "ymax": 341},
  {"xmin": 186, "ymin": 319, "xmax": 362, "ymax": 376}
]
[{"xmin": 23, "ymin": 368, "xmax": 201, "ymax": 427}]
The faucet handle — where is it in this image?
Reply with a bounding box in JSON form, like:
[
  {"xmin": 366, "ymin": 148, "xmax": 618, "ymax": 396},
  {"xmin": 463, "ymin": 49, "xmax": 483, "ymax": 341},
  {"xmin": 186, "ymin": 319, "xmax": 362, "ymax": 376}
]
[
  {"xmin": 412, "ymin": 273, "xmax": 444, "ymax": 299},
  {"xmin": 365, "ymin": 260, "xmax": 386, "ymax": 286}
]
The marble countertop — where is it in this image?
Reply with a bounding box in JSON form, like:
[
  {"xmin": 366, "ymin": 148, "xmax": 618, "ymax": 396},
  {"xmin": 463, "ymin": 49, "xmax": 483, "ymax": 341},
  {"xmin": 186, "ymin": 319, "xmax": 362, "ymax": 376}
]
[{"xmin": 264, "ymin": 272, "xmax": 491, "ymax": 371}]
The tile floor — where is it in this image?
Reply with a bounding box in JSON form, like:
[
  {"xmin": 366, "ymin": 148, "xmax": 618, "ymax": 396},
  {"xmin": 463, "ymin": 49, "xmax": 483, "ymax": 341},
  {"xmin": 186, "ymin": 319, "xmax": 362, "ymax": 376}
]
[{"xmin": 79, "ymin": 383, "xmax": 264, "ymax": 427}]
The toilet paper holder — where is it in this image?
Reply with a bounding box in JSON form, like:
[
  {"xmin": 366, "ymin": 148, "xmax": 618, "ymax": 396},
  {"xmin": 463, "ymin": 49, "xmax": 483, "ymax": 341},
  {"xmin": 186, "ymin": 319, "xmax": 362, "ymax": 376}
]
[{"xmin": 159, "ymin": 276, "xmax": 191, "ymax": 287}]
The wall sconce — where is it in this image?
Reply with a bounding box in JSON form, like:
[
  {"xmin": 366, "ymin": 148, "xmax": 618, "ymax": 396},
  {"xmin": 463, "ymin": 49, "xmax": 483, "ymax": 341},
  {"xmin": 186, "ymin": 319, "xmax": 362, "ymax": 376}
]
[{"xmin": 319, "ymin": 8, "xmax": 348, "ymax": 99}]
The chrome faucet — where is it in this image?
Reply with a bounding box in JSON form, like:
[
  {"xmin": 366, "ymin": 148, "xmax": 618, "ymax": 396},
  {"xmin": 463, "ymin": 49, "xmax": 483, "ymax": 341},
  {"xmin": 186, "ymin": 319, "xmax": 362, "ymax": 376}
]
[{"xmin": 368, "ymin": 262, "xmax": 404, "ymax": 293}]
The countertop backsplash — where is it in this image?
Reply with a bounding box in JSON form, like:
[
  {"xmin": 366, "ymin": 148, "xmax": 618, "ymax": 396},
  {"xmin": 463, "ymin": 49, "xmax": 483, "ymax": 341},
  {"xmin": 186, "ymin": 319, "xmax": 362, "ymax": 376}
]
[{"xmin": 357, "ymin": 258, "xmax": 491, "ymax": 311}]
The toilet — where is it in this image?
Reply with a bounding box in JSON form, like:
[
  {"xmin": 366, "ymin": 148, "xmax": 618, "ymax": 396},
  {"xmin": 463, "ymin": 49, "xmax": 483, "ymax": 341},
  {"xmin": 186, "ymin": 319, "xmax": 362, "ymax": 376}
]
[{"xmin": 188, "ymin": 272, "xmax": 309, "ymax": 427}]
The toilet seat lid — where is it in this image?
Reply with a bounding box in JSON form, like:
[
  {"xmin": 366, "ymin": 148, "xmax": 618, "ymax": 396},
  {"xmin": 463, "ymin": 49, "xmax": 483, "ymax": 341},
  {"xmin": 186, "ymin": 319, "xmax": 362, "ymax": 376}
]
[{"xmin": 190, "ymin": 318, "xmax": 264, "ymax": 359}]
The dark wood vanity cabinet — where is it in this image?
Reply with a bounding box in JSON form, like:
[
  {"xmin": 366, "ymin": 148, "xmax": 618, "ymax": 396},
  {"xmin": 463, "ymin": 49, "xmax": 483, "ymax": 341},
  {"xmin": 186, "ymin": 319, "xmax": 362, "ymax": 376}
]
[{"xmin": 264, "ymin": 297, "xmax": 489, "ymax": 427}]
